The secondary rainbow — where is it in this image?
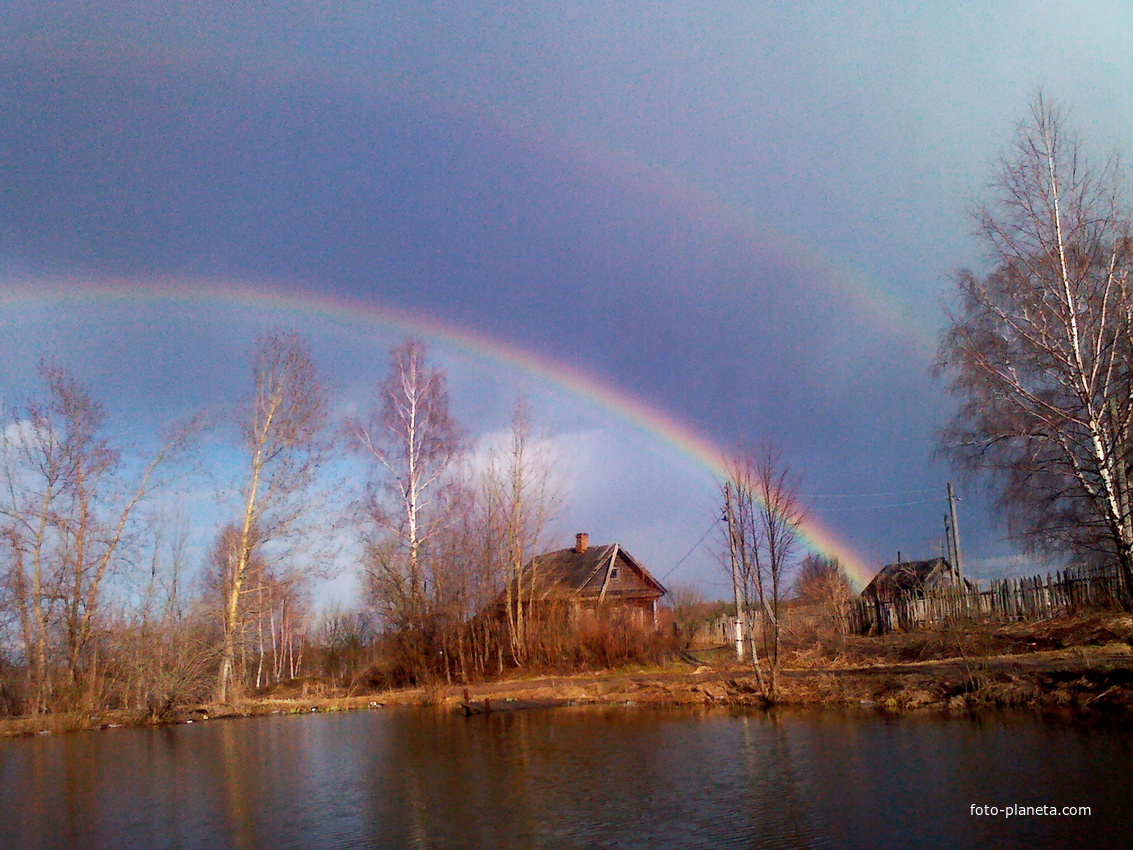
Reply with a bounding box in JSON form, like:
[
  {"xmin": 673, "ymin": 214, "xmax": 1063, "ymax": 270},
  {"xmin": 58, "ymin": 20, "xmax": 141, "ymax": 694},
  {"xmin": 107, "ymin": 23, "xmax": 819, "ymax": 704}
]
[
  {"xmin": 2, "ymin": 277, "xmax": 876, "ymax": 589},
  {"xmin": 62, "ymin": 45, "xmax": 935, "ymax": 354}
]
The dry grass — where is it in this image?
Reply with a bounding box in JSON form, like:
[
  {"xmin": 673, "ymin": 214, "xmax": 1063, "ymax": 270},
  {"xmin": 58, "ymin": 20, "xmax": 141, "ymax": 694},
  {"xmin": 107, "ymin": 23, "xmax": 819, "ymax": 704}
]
[
  {"xmin": 771, "ymin": 610, "xmax": 1133, "ymax": 670},
  {"xmin": 5, "ymin": 613, "xmax": 1131, "ymax": 737}
]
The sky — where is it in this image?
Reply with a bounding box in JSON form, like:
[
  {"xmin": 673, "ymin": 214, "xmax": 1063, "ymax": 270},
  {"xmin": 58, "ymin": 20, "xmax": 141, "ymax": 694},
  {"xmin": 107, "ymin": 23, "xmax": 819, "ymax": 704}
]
[{"xmin": 2, "ymin": 2, "xmax": 1133, "ymax": 600}]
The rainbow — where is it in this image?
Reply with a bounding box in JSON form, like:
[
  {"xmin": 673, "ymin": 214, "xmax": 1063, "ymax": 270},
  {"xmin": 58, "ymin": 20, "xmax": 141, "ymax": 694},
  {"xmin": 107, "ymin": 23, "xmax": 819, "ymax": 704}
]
[
  {"xmin": 0, "ymin": 277, "xmax": 876, "ymax": 589},
  {"xmin": 45, "ymin": 45, "xmax": 935, "ymax": 356}
]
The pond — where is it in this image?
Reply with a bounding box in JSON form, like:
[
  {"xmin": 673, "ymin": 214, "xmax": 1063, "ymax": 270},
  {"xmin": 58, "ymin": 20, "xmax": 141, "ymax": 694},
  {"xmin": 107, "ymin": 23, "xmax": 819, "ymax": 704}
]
[{"xmin": 1, "ymin": 706, "xmax": 1129, "ymax": 848}]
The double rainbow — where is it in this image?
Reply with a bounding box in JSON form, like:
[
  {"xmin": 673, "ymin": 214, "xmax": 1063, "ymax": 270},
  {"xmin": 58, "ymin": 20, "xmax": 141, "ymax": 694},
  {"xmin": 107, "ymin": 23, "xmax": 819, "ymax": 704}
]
[{"xmin": 2, "ymin": 278, "xmax": 875, "ymax": 589}]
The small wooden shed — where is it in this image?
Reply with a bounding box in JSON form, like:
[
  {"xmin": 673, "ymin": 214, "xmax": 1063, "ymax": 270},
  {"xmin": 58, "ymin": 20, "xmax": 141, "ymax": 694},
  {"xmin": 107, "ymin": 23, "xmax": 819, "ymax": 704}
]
[{"xmin": 861, "ymin": 556, "xmax": 973, "ymax": 603}]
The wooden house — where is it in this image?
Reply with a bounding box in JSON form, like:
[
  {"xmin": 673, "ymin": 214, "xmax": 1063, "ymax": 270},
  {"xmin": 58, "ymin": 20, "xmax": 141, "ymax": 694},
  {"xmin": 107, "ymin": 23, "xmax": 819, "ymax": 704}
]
[{"xmin": 516, "ymin": 532, "xmax": 667, "ymax": 625}]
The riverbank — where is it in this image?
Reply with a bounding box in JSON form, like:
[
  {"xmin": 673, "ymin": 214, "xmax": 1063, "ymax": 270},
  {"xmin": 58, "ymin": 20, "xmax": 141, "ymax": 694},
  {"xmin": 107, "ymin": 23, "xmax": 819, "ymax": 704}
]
[
  {"xmin": 423, "ymin": 641, "xmax": 1133, "ymax": 717},
  {"xmin": 4, "ymin": 614, "xmax": 1131, "ymax": 737}
]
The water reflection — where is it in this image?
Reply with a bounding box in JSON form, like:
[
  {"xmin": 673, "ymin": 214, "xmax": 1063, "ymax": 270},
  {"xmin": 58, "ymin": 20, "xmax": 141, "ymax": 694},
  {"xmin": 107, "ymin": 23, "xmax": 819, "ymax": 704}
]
[
  {"xmin": 221, "ymin": 719, "xmax": 257, "ymax": 850},
  {"xmin": 1, "ymin": 707, "xmax": 1130, "ymax": 848},
  {"xmin": 741, "ymin": 712, "xmax": 818, "ymax": 847}
]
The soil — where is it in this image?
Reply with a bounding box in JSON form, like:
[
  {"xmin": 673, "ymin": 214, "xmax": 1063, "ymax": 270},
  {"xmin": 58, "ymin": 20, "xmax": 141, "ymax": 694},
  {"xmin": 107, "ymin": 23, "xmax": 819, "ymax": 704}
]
[{"xmin": 4, "ymin": 613, "xmax": 1132, "ymax": 738}]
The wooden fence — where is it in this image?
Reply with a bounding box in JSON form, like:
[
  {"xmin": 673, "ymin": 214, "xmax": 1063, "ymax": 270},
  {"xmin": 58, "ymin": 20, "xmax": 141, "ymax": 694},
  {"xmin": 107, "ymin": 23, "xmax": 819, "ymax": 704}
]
[
  {"xmin": 848, "ymin": 567, "xmax": 1130, "ymax": 636},
  {"xmin": 692, "ymin": 615, "xmax": 735, "ymax": 649}
]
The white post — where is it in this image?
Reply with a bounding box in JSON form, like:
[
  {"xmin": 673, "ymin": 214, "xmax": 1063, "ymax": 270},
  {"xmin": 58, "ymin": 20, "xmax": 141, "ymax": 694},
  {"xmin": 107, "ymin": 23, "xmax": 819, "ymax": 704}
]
[{"xmin": 725, "ymin": 482, "xmax": 746, "ymax": 661}]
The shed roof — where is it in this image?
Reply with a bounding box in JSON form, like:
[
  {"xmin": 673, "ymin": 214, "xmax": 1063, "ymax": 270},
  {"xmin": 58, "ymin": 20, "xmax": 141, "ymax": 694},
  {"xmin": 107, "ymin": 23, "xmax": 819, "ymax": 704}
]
[{"xmin": 861, "ymin": 557, "xmax": 969, "ymax": 600}]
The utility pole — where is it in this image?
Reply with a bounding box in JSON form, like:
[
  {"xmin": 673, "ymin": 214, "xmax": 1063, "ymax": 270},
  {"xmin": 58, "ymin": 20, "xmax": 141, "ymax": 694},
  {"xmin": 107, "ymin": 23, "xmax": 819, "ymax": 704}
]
[
  {"xmin": 724, "ymin": 482, "xmax": 745, "ymax": 661},
  {"xmin": 947, "ymin": 482, "xmax": 964, "ymax": 580},
  {"xmin": 943, "ymin": 513, "xmax": 955, "ymax": 565}
]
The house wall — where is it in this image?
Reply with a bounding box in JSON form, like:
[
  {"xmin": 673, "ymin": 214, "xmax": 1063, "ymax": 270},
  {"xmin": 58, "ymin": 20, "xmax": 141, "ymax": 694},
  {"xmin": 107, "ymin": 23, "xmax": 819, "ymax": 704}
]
[{"xmin": 573, "ymin": 596, "xmax": 659, "ymax": 627}]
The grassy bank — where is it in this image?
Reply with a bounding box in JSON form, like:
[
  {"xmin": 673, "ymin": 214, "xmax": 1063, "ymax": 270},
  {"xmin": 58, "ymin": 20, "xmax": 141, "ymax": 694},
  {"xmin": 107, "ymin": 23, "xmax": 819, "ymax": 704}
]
[{"xmin": 4, "ymin": 614, "xmax": 1131, "ymax": 738}]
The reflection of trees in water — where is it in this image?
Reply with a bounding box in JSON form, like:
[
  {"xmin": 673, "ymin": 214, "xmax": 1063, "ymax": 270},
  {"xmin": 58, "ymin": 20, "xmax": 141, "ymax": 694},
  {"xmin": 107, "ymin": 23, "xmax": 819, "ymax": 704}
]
[
  {"xmin": 378, "ymin": 709, "xmax": 544, "ymax": 845},
  {"xmin": 220, "ymin": 720, "xmax": 258, "ymax": 850},
  {"xmin": 502, "ymin": 712, "xmax": 541, "ymax": 841},
  {"xmin": 14, "ymin": 741, "xmax": 51, "ymax": 845},
  {"xmin": 381, "ymin": 706, "xmax": 829, "ymax": 846},
  {"xmin": 740, "ymin": 711, "xmax": 820, "ymax": 846},
  {"xmin": 5, "ymin": 710, "xmax": 1132, "ymax": 846},
  {"xmin": 768, "ymin": 712, "xmax": 1039, "ymax": 846},
  {"xmin": 3, "ymin": 736, "xmax": 91, "ymax": 846}
]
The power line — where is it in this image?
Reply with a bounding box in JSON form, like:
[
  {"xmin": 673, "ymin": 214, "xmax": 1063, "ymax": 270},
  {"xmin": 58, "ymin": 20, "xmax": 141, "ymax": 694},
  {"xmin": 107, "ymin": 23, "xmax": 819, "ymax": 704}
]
[
  {"xmin": 816, "ymin": 498, "xmax": 940, "ymax": 513},
  {"xmin": 659, "ymin": 517, "xmax": 719, "ymax": 581},
  {"xmin": 700, "ymin": 577, "xmax": 732, "ymax": 589},
  {"xmin": 804, "ymin": 487, "xmax": 939, "ymax": 499}
]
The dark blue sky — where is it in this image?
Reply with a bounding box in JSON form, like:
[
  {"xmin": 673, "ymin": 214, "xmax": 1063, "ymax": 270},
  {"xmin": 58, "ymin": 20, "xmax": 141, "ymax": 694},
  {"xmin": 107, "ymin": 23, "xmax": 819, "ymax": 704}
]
[{"xmin": 3, "ymin": 2, "xmax": 1132, "ymax": 592}]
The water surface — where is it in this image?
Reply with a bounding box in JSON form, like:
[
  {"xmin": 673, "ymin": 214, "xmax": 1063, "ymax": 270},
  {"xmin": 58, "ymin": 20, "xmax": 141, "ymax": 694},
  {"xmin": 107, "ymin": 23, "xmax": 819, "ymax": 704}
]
[{"xmin": 1, "ymin": 706, "xmax": 1128, "ymax": 848}]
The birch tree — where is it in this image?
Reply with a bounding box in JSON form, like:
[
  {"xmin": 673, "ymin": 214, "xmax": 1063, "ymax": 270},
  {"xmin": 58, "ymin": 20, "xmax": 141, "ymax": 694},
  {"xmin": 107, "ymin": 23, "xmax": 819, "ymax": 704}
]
[
  {"xmin": 482, "ymin": 399, "xmax": 559, "ymax": 665},
  {"xmin": 217, "ymin": 331, "xmax": 327, "ymax": 702},
  {"xmin": 939, "ymin": 96, "xmax": 1133, "ymax": 588},
  {"xmin": 723, "ymin": 446, "xmax": 804, "ymax": 699},
  {"xmin": 348, "ymin": 340, "xmax": 462, "ymax": 678}
]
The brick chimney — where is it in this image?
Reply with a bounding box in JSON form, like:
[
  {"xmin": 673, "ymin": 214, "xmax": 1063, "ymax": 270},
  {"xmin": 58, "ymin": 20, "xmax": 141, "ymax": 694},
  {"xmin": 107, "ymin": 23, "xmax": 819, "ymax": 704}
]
[{"xmin": 575, "ymin": 532, "xmax": 589, "ymax": 553}]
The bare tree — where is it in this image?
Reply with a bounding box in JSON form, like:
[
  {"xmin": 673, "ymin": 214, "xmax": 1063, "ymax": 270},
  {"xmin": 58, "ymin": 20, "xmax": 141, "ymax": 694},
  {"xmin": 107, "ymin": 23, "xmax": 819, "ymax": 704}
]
[
  {"xmin": 481, "ymin": 399, "xmax": 560, "ymax": 665},
  {"xmin": 437, "ymin": 483, "xmax": 506, "ymax": 679},
  {"xmin": 217, "ymin": 331, "xmax": 327, "ymax": 702},
  {"xmin": 121, "ymin": 513, "xmax": 215, "ymax": 718},
  {"xmin": 661, "ymin": 583, "xmax": 708, "ymax": 651},
  {"xmin": 312, "ymin": 604, "xmax": 377, "ymax": 680},
  {"xmin": 939, "ymin": 96, "xmax": 1133, "ymax": 589},
  {"xmin": 723, "ymin": 446, "xmax": 804, "ymax": 698},
  {"xmin": 0, "ymin": 362, "xmax": 180, "ymax": 713},
  {"xmin": 794, "ymin": 553, "xmax": 853, "ymax": 635},
  {"xmin": 348, "ymin": 339, "xmax": 463, "ymax": 680}
]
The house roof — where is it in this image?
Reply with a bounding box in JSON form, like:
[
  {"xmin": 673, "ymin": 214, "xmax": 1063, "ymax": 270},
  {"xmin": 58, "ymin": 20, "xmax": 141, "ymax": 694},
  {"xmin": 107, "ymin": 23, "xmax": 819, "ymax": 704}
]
[
  {"xmin": 527, "ymin": 542, "xmax": 666, "ymax": 601},
  {"xmin": 861, "ymin": 557, "xmax": 968, "ymax": 600}
]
